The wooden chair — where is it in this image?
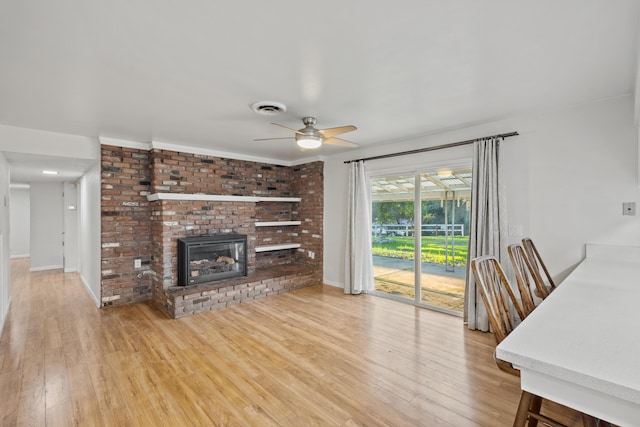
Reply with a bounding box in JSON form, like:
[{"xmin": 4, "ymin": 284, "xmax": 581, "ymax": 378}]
[
  {"xmin": 521, "ymin": 237, "xmax": 557, "ymax": 299},
  {"xmin": 470, "ymin": 255, "xmax": 601, "ymax": 427},
  {"xmin": 507, "ymin": 244, "xmax": 538, "ymax": 318},
  {"xmin": 470, "ymin": 255, "xmax": 524, "ymax": 343}
]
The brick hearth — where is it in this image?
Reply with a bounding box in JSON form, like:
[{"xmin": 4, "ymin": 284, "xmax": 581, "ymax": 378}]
[
  {"xmin": 101, "ymin": 144, "xmax": 323, "ymax": 317},
  {"xmin": 167, "ymin": 264, "xmax": 321, "ymax": 318}
]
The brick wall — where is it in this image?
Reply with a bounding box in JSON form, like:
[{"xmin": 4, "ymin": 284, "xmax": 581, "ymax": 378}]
[
  {"xmin": 150, "ymin": 149, "xmax": 293, "ymax": 196},
  {"xmin": 292, "ymin": 162, "xmax": 324, "ymax": 266},
  {"xmin": 100, "ymin": 145, "xmax": 153, "ymax": 306},
  {"xmin": 101, "ymin": 144, "xmax": 324, "ymax": 316}
]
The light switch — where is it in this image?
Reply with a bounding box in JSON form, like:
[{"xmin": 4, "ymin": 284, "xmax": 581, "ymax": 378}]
[{"xmin": 623, "ymin": 202, "xmax": 636, "ymax": 216}]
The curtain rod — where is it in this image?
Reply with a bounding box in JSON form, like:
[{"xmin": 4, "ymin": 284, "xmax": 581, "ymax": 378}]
[{"xmin": 343, "ymin": 131, "xmax": 519, "ymax": 164}]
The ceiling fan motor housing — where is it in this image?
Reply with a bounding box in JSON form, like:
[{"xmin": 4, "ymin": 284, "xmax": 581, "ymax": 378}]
[{"xmin": 302, "ymin": 117, "xmax": 317, "ymax": 127}]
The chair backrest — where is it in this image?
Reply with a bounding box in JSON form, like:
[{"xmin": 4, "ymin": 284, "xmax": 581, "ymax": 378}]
[
  {"xmin": 521, "ymin": 237, "xmax": 556, "ymax": 299},
  {"xmin": 507, "ymin": 244, "xmax": 537, "ymax": 317},
  {"xmin": 470, "ymin": 255, "xmax": 525, "ymax": 344}
]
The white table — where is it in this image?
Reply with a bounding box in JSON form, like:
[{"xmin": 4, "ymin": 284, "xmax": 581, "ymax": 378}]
[{"xmin": 496, "ymin": 244, "xmax": 640, "ymax": 426}]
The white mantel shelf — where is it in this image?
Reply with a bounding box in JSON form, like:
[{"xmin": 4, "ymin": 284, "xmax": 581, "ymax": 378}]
[{"xmin": 147, "ymin": 193, "xmax": 301, "ymax": 203}]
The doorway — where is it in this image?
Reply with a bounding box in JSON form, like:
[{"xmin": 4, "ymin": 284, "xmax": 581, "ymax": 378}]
[{"xmin": 371, "ymin": 166, "xmax": 471, "ymax": 314}]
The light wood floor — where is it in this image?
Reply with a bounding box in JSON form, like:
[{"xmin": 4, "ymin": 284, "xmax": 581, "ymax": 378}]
[{"xmin": 0, "ymin": 259, "xmax": 584, "ymax": 426}]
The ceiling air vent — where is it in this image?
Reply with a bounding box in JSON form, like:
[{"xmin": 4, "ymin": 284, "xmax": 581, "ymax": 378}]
[{"xmin": 250, "ymin": 101, "xmax": 287, "ymax": 116}]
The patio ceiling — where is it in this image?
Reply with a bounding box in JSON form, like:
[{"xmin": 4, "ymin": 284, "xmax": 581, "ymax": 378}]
[{"xmin": 371, "ymin": 170, "xmax": 472, "ymax": 202}]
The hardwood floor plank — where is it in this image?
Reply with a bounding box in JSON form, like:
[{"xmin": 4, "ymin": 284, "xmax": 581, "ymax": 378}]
[
  {"xmin": 66, "ymin": 362, "xmax": 105, "ymax": 426},
  {"xmin": 45, "ymin": 401, "xmax": 74, "ymax": 427},
  {"xmin": 44, "ymin": 347, "xmax": 70, "ymax": 409},
  {"xmin": 0, "ymin": 369, "xmax": 21, "ymax": 426},
  {"xmin": 0, "ymin": 259, "xmax": 587, "ymax": 426}
]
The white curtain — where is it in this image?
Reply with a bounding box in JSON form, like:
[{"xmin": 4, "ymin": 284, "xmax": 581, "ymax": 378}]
[
  {"xmin": 464, "ymin": 138, "xmax": 509, "ymax": 331},
  {"xmin": 344, "ymin": 161, "xmax": 374, "ymax": 294}
]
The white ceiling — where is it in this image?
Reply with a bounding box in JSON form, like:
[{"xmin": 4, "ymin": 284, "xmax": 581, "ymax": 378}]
[
  {"xmin": 4, "ymin": 152, "xmax": 96, "ymax": 184},
  {"xmin": 1, "ymin": 1, "xmax": 639, "ymax": 181}
]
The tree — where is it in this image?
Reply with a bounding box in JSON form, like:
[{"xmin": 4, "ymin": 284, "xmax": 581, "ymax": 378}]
[{"xmin": 372, "ymin": 201, "xmax": 414, "ymax": 225}]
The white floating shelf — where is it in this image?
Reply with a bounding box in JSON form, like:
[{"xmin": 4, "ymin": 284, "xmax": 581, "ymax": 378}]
[
  {"xmin": 255, "ymin": 243, "xmax": 301, "ymax": 253},
  {"xmin": 257, "ymin": 197, "xmax": 301, "ymax": 202},
  {"xmin": 147, "ymin": 193, "xmax": 301, "ymax": 203},
  {"xmin": 255, "ymin": 221, "xmax": 301, "ymax": 227}
]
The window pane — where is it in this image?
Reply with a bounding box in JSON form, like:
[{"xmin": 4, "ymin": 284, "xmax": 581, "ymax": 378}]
[
  {"xmin": 371, "ymin": 174, "xmax": 415, "ymax": 301},
  {"xmin": 418, "ymin": 169, "xmax": 470, "ymax": 312}
]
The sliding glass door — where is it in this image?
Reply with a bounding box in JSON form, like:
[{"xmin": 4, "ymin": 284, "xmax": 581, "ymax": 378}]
[
  {"xmin": 371, "ymin": 166, "xmax": 471, "ymax": 314},
  {"xmin": 371, "ymin": 174, "xmax": 416, "ymax": 300}
]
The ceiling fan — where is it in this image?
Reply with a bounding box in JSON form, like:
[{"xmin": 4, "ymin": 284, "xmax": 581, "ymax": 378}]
[{"xmin": 255, "ymin": 117, "xmax": 358, "ymax": 150}]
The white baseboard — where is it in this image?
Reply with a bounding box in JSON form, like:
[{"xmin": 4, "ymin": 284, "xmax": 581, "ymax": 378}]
[
  {"xmin": 29, "ymin": 265, "xmax": 63, "ymax": 272},
  {"xmin": 64, "ymin": 267, "xmax": 77, "ymax": 273},
  {"xmin": 322, "ymin": 279, "xmax": 344, "ymax": 288},
  {"xmin": 80, "ymin": 274, "xmax": 100, "ymax": 308},
  {"xmin": 10, "ymin": 254, "xmax": 30, "ymax": 259},
  {"xmin": 0, "ymin": 297, "xmax": 11, "ymax": 336}
]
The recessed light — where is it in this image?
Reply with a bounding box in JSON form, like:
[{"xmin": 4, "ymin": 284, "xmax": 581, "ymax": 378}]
[{"xmin": 42, "ymin": 170, "xmax": 59, "ymax": 175}]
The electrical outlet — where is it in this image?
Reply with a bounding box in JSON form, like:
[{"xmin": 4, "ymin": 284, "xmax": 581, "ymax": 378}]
[
  {"xmin": 134, "ymin": 259, "xmax": 142, "ymax": 269},
  {"xmin": 623, "ymin": 202, "xmax": 636, "ymax": 216}
]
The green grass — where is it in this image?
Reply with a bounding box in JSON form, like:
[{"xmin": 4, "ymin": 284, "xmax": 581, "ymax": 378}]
[{"xmin": 372, "ymin": 235, "xmax": 469, "ymax": 267}]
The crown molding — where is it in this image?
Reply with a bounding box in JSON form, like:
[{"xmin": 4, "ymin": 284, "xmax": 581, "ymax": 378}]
[
  {"xmin": 289, "ymin": 155, "xmax": 326, "ymax": 166},
  {"xmin": 97, "ymin": 136, "xmax": 325, "ymax": 166},
  {"xmin": 99, "ymin": 136, "xmax": 150, "ymax": 150},
  {"xmin": 151, "ymin": 141, "xmax": 292, "ymax": 166}
]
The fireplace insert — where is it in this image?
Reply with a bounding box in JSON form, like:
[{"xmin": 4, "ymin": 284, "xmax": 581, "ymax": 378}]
[{"xmin": 177, "ymin": 234, "xmax": 247, "ymax": 285}]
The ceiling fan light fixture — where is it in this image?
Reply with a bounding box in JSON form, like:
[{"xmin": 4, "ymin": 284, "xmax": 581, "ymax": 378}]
[{"xmin": 296, "ymin": 135, "xmax": 322, "ymax": 149}]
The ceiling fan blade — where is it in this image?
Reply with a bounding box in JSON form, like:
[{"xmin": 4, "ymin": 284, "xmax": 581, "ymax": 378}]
[
  {"xmin": 324, "ymin": 137, "xmax": 359, "ymax": 147},
  {"xmin": 271, "ymin": 123, "xmax": 305, "ymax": 135},
  {"xmin": 253, "ymin": 137, "xmax": 295, "ymax": 141},
  {"xmin": 318, "ymin": 125, "xmax": 357, "ymax": 138}
]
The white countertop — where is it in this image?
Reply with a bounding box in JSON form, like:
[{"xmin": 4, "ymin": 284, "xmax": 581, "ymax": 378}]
[{"xmin": 496, "ymin": 244, "xmax": 640, "ymax": 424}]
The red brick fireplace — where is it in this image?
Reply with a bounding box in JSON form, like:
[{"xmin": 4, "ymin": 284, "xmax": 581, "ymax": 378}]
[{"xmin": 101, "ymin": 144, "xmax": 323, "ymax": 318}]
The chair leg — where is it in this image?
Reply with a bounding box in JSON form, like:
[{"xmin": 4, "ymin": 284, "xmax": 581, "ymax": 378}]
[
  {"xmin": 580, "ymin": 413, "xmax": 597, "ymax": 427},
  {"xmin": 514, "ymin": 391, "xmax": 534, "ymax": 427},
  {"xmin": 527, "ymin": 395, "xmax": 542, "ymax": 427},
  {"xmin": 580, "ymin": 413, "xmax": 616, "ymax": 427}
]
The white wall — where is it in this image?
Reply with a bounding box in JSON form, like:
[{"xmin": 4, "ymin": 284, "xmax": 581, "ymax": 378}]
[
  {"xmin": 30, "ymin": 182, "xmax": 64, "ymax": 271},
  {"xmin": 63, "ymin": 181, "xmax": 78, "ymax": 272},
  {"xmin": 78, "ymin": 163, "xmax": 101, "ymax": 306},
  {"xmin": 9, "ymin": 186, "xmax": 30, "ymax": 258},
  {"xmin": 0, "ymin": 152, "xmax": 11, "ymax": 334},
  {"xmin": 323, "ymin": 95, "xmax": 640, "ymax": 287}
]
